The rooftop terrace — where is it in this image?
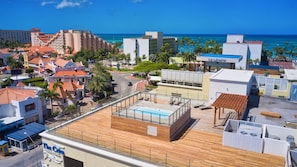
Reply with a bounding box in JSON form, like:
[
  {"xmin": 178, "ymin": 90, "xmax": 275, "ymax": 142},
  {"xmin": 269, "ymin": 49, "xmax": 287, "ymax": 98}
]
[{"xmin": 45, "ymin": 92, "xmax": 284, "ymax": 166}]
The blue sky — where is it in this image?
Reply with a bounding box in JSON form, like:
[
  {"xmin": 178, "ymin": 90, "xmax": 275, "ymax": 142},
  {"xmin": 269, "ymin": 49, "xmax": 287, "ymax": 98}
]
[{"xmin": 0, "ymin": 0, "xmax": 297, "ymax": 34}]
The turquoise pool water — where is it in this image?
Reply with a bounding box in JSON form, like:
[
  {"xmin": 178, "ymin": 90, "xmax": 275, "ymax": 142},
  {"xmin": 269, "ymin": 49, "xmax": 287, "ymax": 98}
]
[{"xmin": 134, "ymin": 107, "xmax": 171, "ymax": 117}]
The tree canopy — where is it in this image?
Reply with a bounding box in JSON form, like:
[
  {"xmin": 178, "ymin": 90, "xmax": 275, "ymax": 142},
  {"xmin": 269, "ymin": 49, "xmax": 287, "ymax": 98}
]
[
  {"xmin": 133, "ymin": 61, "xmax": 179, "ymax": 74},
  {"xmin": 87, "ymin": 62, "xmax": 113, "ymax": 100}
]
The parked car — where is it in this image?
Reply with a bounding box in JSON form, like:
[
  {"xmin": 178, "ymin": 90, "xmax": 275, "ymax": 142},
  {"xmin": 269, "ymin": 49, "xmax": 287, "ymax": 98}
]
[{"xmin": 128, "ymin": 81, "xmax": 133, "ymax": 86}]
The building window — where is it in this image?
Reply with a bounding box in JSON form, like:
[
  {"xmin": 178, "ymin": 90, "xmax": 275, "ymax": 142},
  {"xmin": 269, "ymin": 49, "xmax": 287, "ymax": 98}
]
[{"xmin": 25, "ymin": 103, "xmax": 35, "ymax": 112}]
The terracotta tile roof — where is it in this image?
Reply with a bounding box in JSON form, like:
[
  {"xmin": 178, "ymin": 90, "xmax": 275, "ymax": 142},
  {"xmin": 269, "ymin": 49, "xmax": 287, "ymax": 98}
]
[
  {"xmin": 212, "ymin": 93, "xmax": 248, "ymax": 113},
  {"xmin": 75, "ymin": 62, "xmax": 83, "ymax": 67},
  {"xmin": 29, "ymin": 57, "xmax": 51, "ymax": 65},
  {"xmin": 55, "ymin": 59, "xmax": 69, "ymax": 67},
  {"xmin": 48, "ymin": 82, "xmax": 66, "ymax": 98},
  {"xmin": 244, "ymin": 41, "xmax": 263, "ymax": 44},
  {"xmin": 16, "ymin": 81, "xmax": 26, "ymax": 87},
  {"xmin": 43, "ymin": 58, "xmax": 51, "ymax": 63},
  {"xmin": 29, "ymin": 57, "xmax": 40, "ymax": 65},
  {"xmin": 0, "ymin": 87, "xmax": 37, "ymax": 105},
  {"xmin": 269, "ymin": 61, "xmax": 294, "ymax": 69},
  {"xmin": 54, "ymin": 70, "xmax": 87, "ymax": 77},
  {"xmin": 27, "ymin": 46, "xmax": 56, "ymax": 54},
  {"xmin": 0, "ymin": 48, "xmax": 10, "ymax": 54},
  {"xmin": 48, "ymin": 81, "xmax": 83, "ymax": 98},
  {"xmin": 45, "ymin": 64, "xmax": 54, "ymax": 71},
  {"xmin": 63, "ymin": 82, "xmax": 76, "ymax": 92}
]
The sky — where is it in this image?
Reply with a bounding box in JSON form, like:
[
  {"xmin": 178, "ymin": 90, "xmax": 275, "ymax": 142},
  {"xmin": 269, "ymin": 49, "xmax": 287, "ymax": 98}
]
[{"xmin": 0, "ymin": 0, "xmax": 297, "ymax": 35}]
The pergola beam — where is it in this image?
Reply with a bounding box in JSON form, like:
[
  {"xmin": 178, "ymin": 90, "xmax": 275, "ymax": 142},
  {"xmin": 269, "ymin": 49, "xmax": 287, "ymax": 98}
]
[{"xmin": 212, "ymin": 93, "xmax": 248, "ymax": 127}]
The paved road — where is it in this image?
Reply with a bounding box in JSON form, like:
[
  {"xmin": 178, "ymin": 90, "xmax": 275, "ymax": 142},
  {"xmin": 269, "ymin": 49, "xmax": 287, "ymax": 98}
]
[
  {"xmin": 0, "ymin": 147, "xmax": 43, "ymax": 167},
  {"xmin": 110, "ymin": 71, "xmax": 139, "ymax": 99}
]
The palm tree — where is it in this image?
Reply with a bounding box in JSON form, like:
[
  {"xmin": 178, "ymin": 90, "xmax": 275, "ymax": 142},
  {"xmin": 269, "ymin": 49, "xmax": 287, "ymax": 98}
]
[
  {"xmin": 135, "ymin": 57, "xmax": 142, "ymax": 64},
  {"xmin": 142, "ymin": 54, "xmax": 146, "ymax": 60},
  {"xmin": 156, "ymin": 52, "xmax": 170, "ymax": 64},
  {"xmin": 182, "ymin": 52, "xmax": 196, "ymax": 62},
  {"xmin": 40, "ymin": 88, "xmax": 60, "ymax": 117},
  {"xmin": 87, "ymin": 62, "xmax": 112, "ymax": 100},
  {"xmin": 64, "ymin": 104, "xmax": 77, "ymax": 118},
  {"xmin": 253, "ymin": 58, "xmax": 260, "ymax": 65},
  {"xmin": 53, "ymin": 80, "xmax": 64, "ymax": 90},
  {"xmin": 67, "ymin": 46, "xmax": 73, "ymax": 54}
]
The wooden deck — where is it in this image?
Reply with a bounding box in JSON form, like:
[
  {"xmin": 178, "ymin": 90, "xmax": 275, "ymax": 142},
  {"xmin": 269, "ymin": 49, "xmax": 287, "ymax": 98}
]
[{"xmin": 54, "ymin": 100, "xmax": 284, "ymax": 167}]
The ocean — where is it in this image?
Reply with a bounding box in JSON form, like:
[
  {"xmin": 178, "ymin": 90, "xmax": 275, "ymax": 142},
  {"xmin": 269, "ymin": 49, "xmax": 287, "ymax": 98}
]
[{"xmin": 96, "ymin": 34, "xmax": 297, "ymax": 55}]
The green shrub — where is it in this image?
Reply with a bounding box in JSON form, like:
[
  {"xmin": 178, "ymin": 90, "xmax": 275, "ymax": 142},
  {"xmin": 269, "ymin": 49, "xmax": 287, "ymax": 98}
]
[
  {"xmin": 22, "ymin": 77, "xmax": 44, "ymax": 84},
  {"xmin": 25, "ymin": 68, "xmax": 34, "ymax": 74}
]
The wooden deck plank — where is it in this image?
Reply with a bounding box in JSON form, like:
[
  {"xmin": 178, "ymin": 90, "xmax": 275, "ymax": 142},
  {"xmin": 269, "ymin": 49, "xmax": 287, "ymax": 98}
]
[{"xmin": 53, "ymin": 99, "xmax": 284, "ymax": 167}]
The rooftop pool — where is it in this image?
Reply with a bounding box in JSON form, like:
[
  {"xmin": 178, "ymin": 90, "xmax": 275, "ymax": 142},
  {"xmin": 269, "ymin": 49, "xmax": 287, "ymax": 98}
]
[{"xmin": 133, "ymin": 107, "xmax": 172, "ymax": 117}]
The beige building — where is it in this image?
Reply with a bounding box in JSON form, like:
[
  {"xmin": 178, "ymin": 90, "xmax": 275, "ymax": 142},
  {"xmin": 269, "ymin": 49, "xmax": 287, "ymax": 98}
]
[
  {"xmin": 31, "ymin": 29, "xmax": 113, "ymax": 54},
  {"xmin": 156, "ymin": 69, "xmax": 211, "ymax": 101}
]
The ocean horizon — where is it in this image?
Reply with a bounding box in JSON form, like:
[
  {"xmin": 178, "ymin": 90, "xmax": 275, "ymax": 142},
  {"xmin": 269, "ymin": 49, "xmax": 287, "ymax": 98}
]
[{"xmin": 96, "ymin": 34, "xmax": 297, "ymax": 55}]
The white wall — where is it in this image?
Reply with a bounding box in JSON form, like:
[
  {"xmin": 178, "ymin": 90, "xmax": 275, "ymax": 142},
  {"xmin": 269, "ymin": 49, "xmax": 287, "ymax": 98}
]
[
  {"xmin": 123, "ymin": 38, "xmax": 137, "ymax": 65},
  {"xmin": 209, "ymin": 81, "xmax": 248, "ymax": 103},
  {"xmin": 14, "ymin": 96, "xmax": 44, "ymax": 124},
  {"xmin": 226, "ymin": 35, "xmax": 244, "ymax": 43},
  {"xmin": 248, "ymin": 43, "xmax": 263, "ymax": 62},
  {"xmin": 137, "ymin": 39, "xmax": 150, "ymax": 61},
  {"xmin": 0, "ymin": 104, "xmax": 15, "ymax": 117},
  {"xmin": 223, "ymin": 43, "xmax": 249, "ymax": 69}
]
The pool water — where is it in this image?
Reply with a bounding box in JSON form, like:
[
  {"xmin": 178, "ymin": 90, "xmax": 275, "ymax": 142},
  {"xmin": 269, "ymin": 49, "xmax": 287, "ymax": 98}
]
[{"xmin": 134, "ymin": 107, "xmax": 171, "ymax": 117}]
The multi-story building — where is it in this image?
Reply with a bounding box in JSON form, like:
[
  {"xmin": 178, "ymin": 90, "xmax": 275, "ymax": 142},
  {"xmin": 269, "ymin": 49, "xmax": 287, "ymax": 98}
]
[
  {"xmin": 0, "ymin": 86, "xmax": 46, "ymax": 142},
  {"xmin": 123, "ymin": 32, "xmax": 178, "ymax": 64},
  {"xmin": 0, "ymin": 29, "xmax": 31, "ymax": 44},
  {"xmin": 31, "ymin": 29, "xmax": 113, "ymax": 54},
  {"xmin": 222, "ymin": 35, "xmax": 263, "ymax": 70}
]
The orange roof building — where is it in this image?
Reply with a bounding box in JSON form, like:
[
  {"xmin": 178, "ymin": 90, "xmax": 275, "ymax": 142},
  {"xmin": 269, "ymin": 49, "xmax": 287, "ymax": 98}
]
[
  {"xmin": 0, "ymin": 87, "xmax": 37, "ymax": 105},
  {"xmin": 27, "ymin": 46, "xmax": 56, "ymax": 55},
  {"xmin": 0, "ymin": 87, "xmax": 45, "ymax": 130},
  {"xmin": 54, "ymin": 70, "xmax": 87, "ymax": 77}
]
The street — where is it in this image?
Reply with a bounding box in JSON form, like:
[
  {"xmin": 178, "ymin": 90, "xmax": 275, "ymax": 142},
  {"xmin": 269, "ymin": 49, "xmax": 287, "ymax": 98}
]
[
  {"xmin": 0, "ymin": 147, "xmax": 44, "ymax": 167},
  {"xmin": 110, "ymin": 71, "xmax": 139, "ymax": 99}
]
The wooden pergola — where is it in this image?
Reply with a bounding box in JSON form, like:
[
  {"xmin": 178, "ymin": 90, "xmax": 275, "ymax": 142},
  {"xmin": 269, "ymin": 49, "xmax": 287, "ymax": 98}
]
[{"xmin": 212, "ymin": 93, "xmax": 248, "ymax": 127}]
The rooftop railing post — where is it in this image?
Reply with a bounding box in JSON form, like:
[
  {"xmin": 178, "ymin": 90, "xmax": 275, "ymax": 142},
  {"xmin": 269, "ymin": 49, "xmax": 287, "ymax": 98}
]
[
  {"xmin": 151, "ymin": 113, "xmax": 153, "ymax": 123},
  {"xmin": 142, "ymin": 112, "xmax": 143, "ymax": 121},
  {"xmin": 165, "ymin": 152, "xmax": 168, "ymax": 167},
  {"xmin": 97, "ymin": 135, "xmax": 98, "ymax": 146},
  {"xmin": 130, "ymin": 144, "xmax": 132, "ymax": 156}
]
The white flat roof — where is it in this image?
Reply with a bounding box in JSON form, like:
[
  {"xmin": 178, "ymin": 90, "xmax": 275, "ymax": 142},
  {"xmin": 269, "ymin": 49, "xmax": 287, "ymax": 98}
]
[
  {"xmin": 210, "ymin": 69, "xmax": 254, "ymax": 83},
  {"xmin": 284, "ymin": 69, "xmax": 297, "ymax": 81},
  {"xmin": 149, "ymin": 76, "xmax": 161, "ymax": 81},
  {"xmin": 197, "ymin": 54, "xmax": 242, "ymax": 63},
  {"xmin": 10, "ymin": 75, "xmax": 30, "ymax": 80},
  {"xmin": 0, "ymin": 116, "xmax": 23, "ymax": 125}
]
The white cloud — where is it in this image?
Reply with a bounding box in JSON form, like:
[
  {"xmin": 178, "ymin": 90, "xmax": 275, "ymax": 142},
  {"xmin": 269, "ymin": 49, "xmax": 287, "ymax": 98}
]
[
  {"xmin": 41, "ymin": 1, "xmax": 56, "ymax": 6},
  {"xmin": 41, "ymin": 0, "xmax": 90, "ymax": 9},
  {"xmin": 132, "ymin": 0, "xmax": 143, "ymax": 3},
  {"xmin": 56, "ymin": 0, "xmax": 81, "ymax": 9}
]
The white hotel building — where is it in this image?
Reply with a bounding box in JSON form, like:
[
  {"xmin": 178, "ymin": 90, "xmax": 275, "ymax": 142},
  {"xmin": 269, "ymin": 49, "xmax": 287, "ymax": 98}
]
[
  {"xmin": 223, "ymin": 35, "xmax": 263, "ymax": 70},
  {"xmin": 123, "ymin": 32, "xmax": 178, "ymax": 65}
]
